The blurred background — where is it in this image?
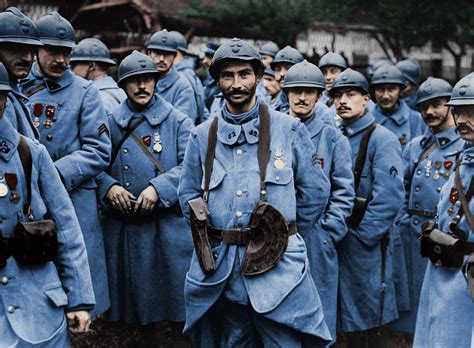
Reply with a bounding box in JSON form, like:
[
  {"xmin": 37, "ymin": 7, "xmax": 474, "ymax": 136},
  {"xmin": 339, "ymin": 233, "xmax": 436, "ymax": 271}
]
[{"xmin": 3, "ymin": 0, "xmax": 472, "ymax": 83}]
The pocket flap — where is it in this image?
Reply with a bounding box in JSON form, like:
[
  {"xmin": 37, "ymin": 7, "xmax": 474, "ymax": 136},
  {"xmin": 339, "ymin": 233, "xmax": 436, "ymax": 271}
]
[
  {"xmin": 201, "ymin": 161, "xmax": 226, "ymax": 190},
  {"xmin": 265, "ymin": 167, "xmax": 293, "ymax": 185},
  {"xmin": 44, "ymin": 286, "xmax": 68, "ymax": 307}
]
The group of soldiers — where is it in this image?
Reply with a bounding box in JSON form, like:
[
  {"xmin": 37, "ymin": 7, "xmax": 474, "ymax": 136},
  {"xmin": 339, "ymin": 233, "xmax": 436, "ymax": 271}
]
[{"xmin": 0, "ymin": 5, "xmax": 473, "ymax": 348}]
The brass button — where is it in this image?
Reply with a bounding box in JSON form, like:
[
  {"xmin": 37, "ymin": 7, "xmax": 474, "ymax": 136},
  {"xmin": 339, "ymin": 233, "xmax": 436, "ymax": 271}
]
[
  {"xmin": 6, "ymin": 305, "xmax": 14, "ymax": 314},
  {"xmin": 1, "ymin": 276, "xmax": 8, "ymax": 285},
  {"xmin": 46, "ymin": 134, "xmax": 53, "ymax": 141}
]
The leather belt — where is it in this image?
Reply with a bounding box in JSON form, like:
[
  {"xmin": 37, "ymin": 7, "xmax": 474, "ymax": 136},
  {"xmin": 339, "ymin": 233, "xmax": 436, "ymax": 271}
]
[
  {"xmin": 407, "ymin": 209, "xmax": 437, "ymax": 218},
  {"xmin": 208, "ymin": 222, "xmax": 297, "ymax": 246}
]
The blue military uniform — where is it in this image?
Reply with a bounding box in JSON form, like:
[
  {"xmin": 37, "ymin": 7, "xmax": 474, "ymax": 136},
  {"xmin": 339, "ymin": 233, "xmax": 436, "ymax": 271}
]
[
  {"xmin": 302, "ymin": 112, "xmax": 354, "ymax": 340},
  {"xmin": 179, "ymin": 101, "xmax": 332, "ymax": 346},
  {"xmin": 20, "ymin": 64, "xmax": 111, "ymax": 317},
  {"xmin": 0, "ymin": 116, "xmax": 95, "ymax": 346},
  {"xmin": 93, "ymin": 76, "xmax": 126, "ymax": 113},
  {"xmin": 338, "ymin": 111, "xmax": 404, "ymax": 332},
  {"xmin": 4, "ymin": 86, "xmax": 39, "ymax": 140},
  {"xmin": 96, "ymin": 95, "xmax": 194, "ymax": 324},
  {"xmin": 391, "ymin": 128, "xmax": 463, "ymax": 333},
  {"xmin": 203, "ymin": 72, "xmax": 220, "ymax": 110}
]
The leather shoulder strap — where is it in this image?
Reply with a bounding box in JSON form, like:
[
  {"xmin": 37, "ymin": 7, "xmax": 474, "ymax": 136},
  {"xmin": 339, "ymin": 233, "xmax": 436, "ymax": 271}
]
[
  {"xmin": 258, "ymin": 104, "xmax": 271, "ymax": 202},
  {"xmin": 410, "ymin": 140, "xmax": 438, "ymax": 179},
  {"xmin": 353, "ymin": 123, "xmax": 376, "ymax": 191},
  {"xmin": 130, "ymin": 130, "xmax": 166, "ymax": 174},
  {"xmin": 17, "ymin": 136, "xmax": 33, "ymax": 219},
  {"xmin": 203, "ymin": 117, "xmax": 218, "ymax": 202},
  {"xmin": 455, "ymin": 160, "xmax": 474, "ymax": 232}
]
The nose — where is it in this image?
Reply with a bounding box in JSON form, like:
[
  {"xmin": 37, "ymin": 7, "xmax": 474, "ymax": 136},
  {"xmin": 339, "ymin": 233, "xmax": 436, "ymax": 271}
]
[
  {"xmin": 55, "ymin": 54, "xmax": 66, "ymax": 63},
  {"xmin": 232, "ymin": 75, "xmax": 243, "ymax": 89}
]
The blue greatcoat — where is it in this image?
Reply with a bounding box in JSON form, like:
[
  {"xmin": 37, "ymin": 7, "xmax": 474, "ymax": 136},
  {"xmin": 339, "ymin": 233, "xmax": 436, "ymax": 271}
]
[
  {"xmin": 20, "ymin": 65, "xmax": 112, "ymax": 318},
  {"xmin": 390, "ymin": 127, "xmax": 463, "ymax": 333},
  {"xmin": 301, "ymin": 112, "xmax": 355, "ymax": 340},
  {"xmin": 157, "ymin": 66, "xmax": 198, "ymax": 123},
  {"xmin": 338, "ymin": 112, "xmax": 404, "ymax": 332},
  {"xmin": 92, "ymin": 76, "xmax": 127, "ymax": 114},
  {"xmin": 178, "ymin": 105, "xmax": 332, "ymax": 346},
  {"xmin": 0, "ymin": 116, "xmax": 95, "ymax": 347},
  {"xmin": 203, "ymin": 73, "xmax": 220, "ymax": 110},
  {"xmin": 175, "ymin": 57, "xmax": 209, "ymax": 124},
  {"xmin": 414, "ymin": 144, "xmax": 474, "ymax": 348},
  {"xmin": 4, "ymin": 84, "xmax": 39, "ymax": 139},
  {"xmin": 96, "ymin": 95, "xmax": 194, "ymax": 324}
]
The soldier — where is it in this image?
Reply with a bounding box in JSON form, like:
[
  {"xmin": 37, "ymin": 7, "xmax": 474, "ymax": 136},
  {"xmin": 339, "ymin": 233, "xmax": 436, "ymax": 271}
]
[
  {"xmin": 318, "ymin": 52, "xmax": 347, "ymax": 106},
  {"xmin": 201, "ymin": 42, "xmax": 221, "ymax": 110},
  {"xmin": 282, "ymin": 60, "xmax": 355, "ymax": 340},
  {"xmin": 396, "ymin": 59, "xmax": 421, "ymax": 110},
  {"xmin": 171, "ymin": 30, "xmax": 209, "ymax": 124},
  {"xmin": 367, "ymin": 58, "xmax": 394, "ymax": 80},
  {"xmin": 147, "ymin": 29, "xmax": 198, "ymax": 122},
  {"xmin": 178, "ymin": 38, "xmax": 332, "ymax": 347},
  {"xmin": 262, "ymin": 66, "xmax": 281, "ymax": 109},
  {"xmin": 0, "ymin": 7, "xmax": 41, "ymax": 139},
  {"xmin": 259, "ymin": 41, "xmax": 280, "ymax": 67},
  {"xmin": 95, "ymin": 50, "xmax": 194, "ymax": 343},
  {"xmin": 0, "ymin": 62, "xmax": 95, "ymax": 346},
  {"xmin": 390, "ymin": 78, "xmax": 463, "ymax": 335},
  {"xmin": 332, "ymin": 69, "xmax": 404, "ymax": 347},
  {"xmin": 19, "ymin": 12, "xmax": 112, "ymax": 318},
  {"xmin": 70, "ymin": 38, "xmax": 126, "ymax": 113},
  {"xmin": 414, "ymin": 72, "xmax": 474, "ymax": 348}
]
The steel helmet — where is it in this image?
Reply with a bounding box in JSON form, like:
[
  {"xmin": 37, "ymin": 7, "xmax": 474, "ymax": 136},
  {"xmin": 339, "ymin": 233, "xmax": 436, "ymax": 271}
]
[
  {"xmin": 318, "ymin": 52, "xmax": 347, "ymax": 70},
  {"xmin": 416, "ymin": 77, "xmax": 452, "ymax": 106},
  {"xmin": 70, "ymin": 38, "xmax": 116, "ymax": 65},
  {"xmin": 263, "ymin": 66, "xmax": 276, "ymax": 78},
  {"xmin": 147, "ymin": 29, "xmax": 178, "ymax": 53},
  {"xmin": 209, "ymin": 38, "xmax": 264, "ymax": 80},
  {"xmin": 367, "ymin": 58, "xmax": 394, "ymax": 79},
  {"xmin": 282, "ymin": 60, "xmax": 325, "ymax": 90},
  {"xmin": 0, "ymin": 7, "xmax": 42, "ymax": 46},
  {"xmin": 396, "ymin": 59, "xmax": 420, "ymax": 86},
  {"xmin": 370, "ymin": 65, "xmax": 405, "ymax": 86},
  {"xmin": 330, "ymin": 68, "xmax": 369, "ymax": 96},
  {"xmin": 117, "ymin": 50, "xmax": 158, "ymax": 85},
  {"xmin": 446, "ymin": 72, "xmax": 474, "ymax": 106},
  {"xmin": 0, "ymin": 63, "xmax": 12, "ymax": 91},
  {"xmin": 170, "ymin": 31, "xmax": 190, "ymax": 55},
  {"xmin": 259, "ymin": 41, "xmax": 280, "ymax": 57},
  {"xmin": 36, "ymin": 11, "xmax": 75, "ymax": 48},
  {"xmin": 270, "ymin": 46, "xmax": 304, "ymax": 68}
]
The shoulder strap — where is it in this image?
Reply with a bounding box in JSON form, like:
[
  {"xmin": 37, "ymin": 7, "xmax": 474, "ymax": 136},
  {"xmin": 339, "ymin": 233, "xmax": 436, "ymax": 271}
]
[
  {"xmin": 129, "ymin": 131, "xmax": 166, "ymax": 174},
  {"xmin": 454, "ymin": 160, "xmax": 474, "ymax": 232},
  {"xmin": 24, "ymin": 82, "xmax": 47, "ymax": 98},
  {"xmin": 101, "ymin": 89, "xmax": 122, "ymax": 104},
  {"xmin": 353, "ymin": 123, "xmax": 376, "ymax": 191},
  {"xmin": 108, "ymin": 115, "xmax": 146, "ymax": 171},
  {"xmin": 203, "ymin": 117, "xmax": 219, "ymax": 202},
  {"xmin": 258, "ymin": 103, "xmax": 271, "ymax": 202},
  {"xmin": 17, "ymin": 136, "xmax": 33, "ymax": 219}
]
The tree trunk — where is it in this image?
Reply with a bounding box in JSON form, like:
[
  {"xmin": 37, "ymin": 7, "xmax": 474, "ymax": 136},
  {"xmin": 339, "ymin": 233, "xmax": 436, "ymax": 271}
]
[
  {"xmin": 444, "ymin": 41, "xmax": 466, "ymax": 81},
  {"xmin": 370, "ymin": 31, "xmax": 392, "ymax": 61}
]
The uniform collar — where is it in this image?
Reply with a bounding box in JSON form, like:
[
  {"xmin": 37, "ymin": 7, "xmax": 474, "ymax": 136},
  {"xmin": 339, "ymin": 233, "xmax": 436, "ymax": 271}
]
[
  {"xmin": 175, "ymin": 57, "xmax": 194, "ymax": 72},
  {"xmin": 340, "ymin": 111, "xmax": 375, "ymax": 137},
  {"xmin": 21, "ymin": 63, "xmax": 74, "ymax": 93},
  {"xmin": 0, "ymin": 116, "xmax": 20, "ymax": 161},
  {"xmin": 112, "ymin": 94, "xmax": 172, "ymax": 128},
  {"xmin": 156, "ymin": 67, "xmax": 179, "ymax": 92},
  {"xmin": 93, "ymin": 76, "xmax": 118, "ymax": 90},
  {"xmin": 217, "ymin": 109, "xmax": 260, "ymax": 145},
  {"xmin": 304, "ymin": 110, "xmax": 325, "ymax": 138},
  {"xmin": 434, "ymin": 127, "xmax": 460, "ymax": 148},
  {"xmin": 373, "ymin": 99, "xmax": 409, "ymax": 126}
]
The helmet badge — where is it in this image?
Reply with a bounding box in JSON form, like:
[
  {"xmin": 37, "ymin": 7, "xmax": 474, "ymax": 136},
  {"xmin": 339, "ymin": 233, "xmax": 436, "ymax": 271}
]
[
  {"xmin": 57, "ymin": 26, "xmax": 66, "ymax": 38},
  {"xmin": 19, "ymin": 19, "xmax": 30, "ymax": 33}
]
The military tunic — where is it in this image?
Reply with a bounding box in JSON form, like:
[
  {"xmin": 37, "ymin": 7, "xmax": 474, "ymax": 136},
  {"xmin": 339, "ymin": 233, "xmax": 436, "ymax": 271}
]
[
  {"xmin": 20, "ymin": 65, "xmax": 112, "ymax": 317},
  {"xmin": 0, "ymin": 116, "xmax": 95, "ymax": 347},
  {"xmin": 391, "ymin": 127, "xmax": 463, "ymax": 333},
  {"xmin": 178, "ymin": 102, "xmax": 332, "ymax": 346},
  {"xmin": 96, "ymin": 95, "xmax": 194, "ymax": 324},
  {"xmin": 301, "ymin": 112, "xmax": 355, "ymax": 340},
  {"xmin": 338, "ymin": 112, "xmax": 404, "ymax": 332},
  {"xmin": 414, "ymin": 144, "xmax": 474, "ymax": 348},
  {"xmin": 4, "ymin": 85, "xmax": 39, "ymax": 139},
  {"xmin": 92, "ymin": 76, "xmax": 127, "ymax": 113},
  {"xmin": 157, "ymin": 66, "xmax": 198, "ymax": 122}
]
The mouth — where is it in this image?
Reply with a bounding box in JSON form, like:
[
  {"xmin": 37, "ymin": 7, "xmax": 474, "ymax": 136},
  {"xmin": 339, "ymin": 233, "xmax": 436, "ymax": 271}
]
[
  {"xmin": 457, "ymin": 125, "xmax": 472, "ymax": 133},
  {"xmin": 338, "ymin": 107, "xmax": 351, "ymax": 113}
]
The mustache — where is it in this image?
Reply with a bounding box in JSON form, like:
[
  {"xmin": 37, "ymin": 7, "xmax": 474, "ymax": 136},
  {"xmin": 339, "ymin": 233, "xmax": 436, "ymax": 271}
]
[
  {"xmin": 337, "ymin": 106, "xmax": 351, "ymax": 112},
  {"xmin": 50, "ymin": 63, "xmax": 67, "ymax": 70},
  {"xmin": 456, "ymin": 124, "xmax": 473, "ymax": 133},
  {"xmin": 134, "ymin": 90, "xmax": 151, "ymax": 96},
  {"xmin": 294, "ymin": 101, "xmax": 309, "ymax": 106}
]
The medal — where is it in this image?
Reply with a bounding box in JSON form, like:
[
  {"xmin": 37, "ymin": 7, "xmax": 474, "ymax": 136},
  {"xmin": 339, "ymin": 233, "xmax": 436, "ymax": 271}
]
[
  {"xmin": 10, "ymin": 191, "xmax": 20, "ymax": 204},
  {"xmin": 45, "ymin": 105, "xmax": 56, "ymax": 120},
  {"xmin": 33, "ymin": 103, "xmax": 43, "ymax": 128},
  {"xmin": 273, "ymin": 148, "xmax": 285, "ymax": 169},
  {"xmin": 433, "ymin": 161, "xmax": 442, "ymax": 181},
  {"xmin": 4, "ymin": 173, "xmax": 17, "ymax": 190},
  {"xmin": 0, "ymin": 183, "xmax": 8, "ymax": 197},
  {"xmin": 447, "ymin": 207, "xmax": 455, "ymax": 215},
  {"xmin": 153, "ymin": 142, "xmax": 162, "ymax": 153},
  {"xmin": 153, "ymin": 133, "xmax": 161, "ymax": 143},
  {"xmin": 44, "ymin": 119, "xmax": 52, "ymax": 128},
  {"xmin": 449, "ymin": 187, "xmax": 459, "ymax": 204},
  {"xmin": 425, "ymin": 160, "xmax": 432, "ymax": 177},
  {"xmin": 444, "ymin": 160, "xmax": 454, "ymax": 170},
  {"xmin": 142, "ymin": 135, "xmax": 152, "ymax": 147}
]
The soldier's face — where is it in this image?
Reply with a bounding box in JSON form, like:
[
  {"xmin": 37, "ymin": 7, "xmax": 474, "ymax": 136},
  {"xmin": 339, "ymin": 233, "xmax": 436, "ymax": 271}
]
[
  {"xmin": 273, "ymin": 63, "xmax": 293, "ymax": 86},
  {"xmin": 261, "ymin": 55, "xmax": 273, "ymax": 67},
  {"xmin": 374, "ymin": 84, "xmax": 402, "ymax": 112},
  {"xmin": 0, "ymin": 43, "xmax": 36, "ymax": 80},
  {"xmin": 202, "ymin": 54, "xmax": 213, "ymax": 70},
  {"xmin": 453, "ymin": 106, "xmax": 474, "ymax": 142},
  {"xmin": 0, "ymin": 91, "xmax": 6, "ymax": 118},
  {"xmin": 123, "ymin": 73, "xmax": 156, "ymax": 108},
  {"xmin": 321, "ymin": 66, "xmax": 343, "ymax": 91},
  {"xmin": 217, "ymin": 61, "xmax": 259, "ymax": 113},
  {"xmin": 37, "ymin": 46, "xmax": 71, "ymax": 79},
  {"xmin": 148, "ymin": 50, "xmax": 175, "ymax": 74},
  {"xmin": 263, "ymin": 75, "xmax": 280, "ymax": 98},
  {"xmin": 71, "ymin": 62, "xmax": 92, "ymax": 79},
  {"xmin": 418, "ymin": 97, "xmax": 451, "ymax": 131},
  {"xmin": 288, "ymin": 87, "xmax": 321, "ymax": 120},
  {"xmin": 333, "ymin": 88, "xmax": 369, "ymax": 123}
]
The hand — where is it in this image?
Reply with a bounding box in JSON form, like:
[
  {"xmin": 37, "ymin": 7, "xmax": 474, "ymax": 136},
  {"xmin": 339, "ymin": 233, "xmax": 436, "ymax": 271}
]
[
  {"xmin": 106, "ymin": 185, "xmax": 136, "ymax": 214},
  {"xmin": 135, "ymin": 185, "xmax": 159, "ymax": 215},
  {"xmin": 66, "ymin": 311, "xmax": 91, "ymax": 333}
]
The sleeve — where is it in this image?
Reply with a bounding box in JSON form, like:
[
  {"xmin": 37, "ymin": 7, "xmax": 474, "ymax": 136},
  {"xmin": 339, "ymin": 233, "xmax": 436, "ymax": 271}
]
[
  {"xmin": 292, "ymin": 123, "xmax": 330, "ymax": 236},
  {"xmin": 37, "ymin": 145, "xmax": 95, "ymax": 309},
  {"xmin": 149, "ymin": 117, "xmax": 194, "ymax": 208},
  {"xmin": 319, "ymin": 135, "xmax": 355, "ymax": 243},
  {"xmin": 54, "ymin": 85, "xmax": 112, "ymax": 191},
  {"xmin": 353, "ymin": 132, "xmax": 405, "ymax": 247},
  {"xmin": 95, "ymin": 171, "xmax": 119, "ymax": 203},
  {"xmin": 177, "ymin": 130, "xmax": 203, "ymax": 223}
]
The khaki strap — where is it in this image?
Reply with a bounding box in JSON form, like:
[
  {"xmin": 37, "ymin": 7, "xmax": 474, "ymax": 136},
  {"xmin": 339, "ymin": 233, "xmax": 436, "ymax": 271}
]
[
  {"xmin": 203, "ymin": 117, "xmax": 219, "ymax": 202},
  {"xmin": 353, "ymin": 123, "xmax": 376, "ymax": 191},
  {"xmin": 257, "ymin": 104, "xmax": 271, "ymax": 202},
  {"xmin": 24, "ymin": 83, "xmax": 47, "ymax": 98},
  {"xmin": 130, "ymin": 131, "xmax": 166, "ymax": 174},
  {"xmin": 410, "ymin": 140, "xmax": 438, "ymax": 179}
]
